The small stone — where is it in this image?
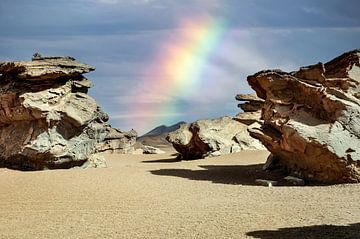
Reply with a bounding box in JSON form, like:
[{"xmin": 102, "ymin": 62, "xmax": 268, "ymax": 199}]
[
  {"xmin": 255, "ymin": 179, "xmax": 278, "ymax": 187},
  {"xmin": 142, "ymin": 145, "xmax": 165, "ymax": 154},
  {"xmin": 284, "ymin": 176, "xmax": 305, "ymax": 186}
]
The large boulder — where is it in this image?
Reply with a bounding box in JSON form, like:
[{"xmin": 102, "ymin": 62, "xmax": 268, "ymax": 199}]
[
  {"xmin": 0, "ymin": 55, "xmax": 136, "ymax": 170},
  {"xmin": 166, "ymin": 116, "xmax": 264, "ymax": 159},
  {"xmin": 247, "ymin": 49, "xmax": 360, "ymax": 183}
]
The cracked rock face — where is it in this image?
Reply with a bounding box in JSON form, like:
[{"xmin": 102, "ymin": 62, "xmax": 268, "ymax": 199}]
[
  {"xmin": 0, "ymin": 56, "xmax": 136, "ymax": 170},
  {"xmin": 247, "ymin": 49, "xmax": 360, "ymax": 183},
  {"xmin": 166, "ymin": 116, "xmax": 264, "ymax": 160}
]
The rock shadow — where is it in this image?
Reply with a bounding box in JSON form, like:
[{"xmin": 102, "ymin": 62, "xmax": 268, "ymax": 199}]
[
  {"xmin": 150, "ymin": 164, "xmax": 288, "ymax": 186},
  {"xmin": 246, "ymin": 223, "xmax": 360, "ymax": 239},
  {"xmin": 142, "ymin": 157, "xmax": 181, "ymax": 163}
]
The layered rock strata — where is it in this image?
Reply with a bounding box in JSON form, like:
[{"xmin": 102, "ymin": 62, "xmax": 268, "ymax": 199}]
[
  {"xmin": 234, "ymin": 93, "xmax": 264, "ymax": 125},
  {"xmin": 0, "ymin": 55, "xmax": 136, "ymax": 170},
  {"xmin": 247, "ymin": 49, "xmax": 360, "ymax": 183},
  {"xmin": 166, "ymin": 116, "xmax": 264, "ymax": 160}
]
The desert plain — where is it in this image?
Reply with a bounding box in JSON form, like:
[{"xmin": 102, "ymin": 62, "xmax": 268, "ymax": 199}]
[{"xmin": 0, "ymin": 147, "xmax": 359, "ymax": 239}]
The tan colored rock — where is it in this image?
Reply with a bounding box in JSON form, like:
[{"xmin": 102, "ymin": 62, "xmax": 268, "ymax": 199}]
[
  {"xmin": 247, "ymin": 49, "xmax": 360, "ymax": 183},
  {"xmin": 236, "ymin": 93, "xmax": 264, "ymax": 112},
  {"xmin": 166, "ymin": 116, "xmax": 265, "ymax": 160},
  {"xmin": 0, "ymin": 55, "xmax": 136, "ymax": 170},
  {"xmin": 95, "ymin": 126, "xmax": 137, "ymax": 154},
  {"xmin": 234, "ymin": 111, "xmax": 261, "ymax": 126},
  {"xmin": 0, "ymin": 56, "xmax": 94, "ymax": 81},
  {"xmin": 234, "ymin": 93, "xmax": 264, "ymax": 126},
  {"xmin": 142, "ymin": 145, "xmax": 165, "ymax": 154}
]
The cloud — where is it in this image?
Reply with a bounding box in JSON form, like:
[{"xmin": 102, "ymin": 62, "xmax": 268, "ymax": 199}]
[
  {"xmin": 1, "ymin": 0, "xmax": 359, "ymax": 134},
  {"xmin": 96, "ymin": 0, "xmax": 156, "ymax": 5}
]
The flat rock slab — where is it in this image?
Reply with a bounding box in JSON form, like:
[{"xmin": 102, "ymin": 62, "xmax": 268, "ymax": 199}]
[{"xmin": 0, "ymin": 56, "xmax": 95, "ymax": 81}]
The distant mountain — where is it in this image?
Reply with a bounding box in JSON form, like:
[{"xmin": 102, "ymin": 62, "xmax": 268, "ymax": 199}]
[
  {"xmin": 137, "ymin": 121, "xmax": 186, "ymax": 148},
  {"xmin": 139, "ymin": 121, "xmax": 186, "ymax": 138}
]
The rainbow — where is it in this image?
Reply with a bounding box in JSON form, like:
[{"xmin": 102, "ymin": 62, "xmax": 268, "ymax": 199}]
[{"xmin": 128, "ymin": 17, "xmax": 228, "ymax": 134}]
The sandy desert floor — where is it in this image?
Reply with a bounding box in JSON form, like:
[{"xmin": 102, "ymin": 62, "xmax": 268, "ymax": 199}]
[{"xmin": 0, "ymin": 149, "xmax": 359, "ymax": 239}]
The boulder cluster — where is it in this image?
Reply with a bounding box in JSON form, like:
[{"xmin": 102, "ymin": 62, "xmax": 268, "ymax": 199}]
[
  {"xmin": 0, "ymin": 55, "xmax": 136, "ymax": 170},
  {"xmin": 248, "ymin": 49, "xmax": 360, "ymax": 183},
  {"xmin": 1, "ymin": 50, "xmax": 359, "ymax": 184}
]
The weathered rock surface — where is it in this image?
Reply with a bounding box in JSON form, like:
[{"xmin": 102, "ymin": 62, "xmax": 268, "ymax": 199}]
[
  {"xmin": 166, "ymin": 116, "xmax": 264, "ymax": 160},
  {"xmin": 247, "ymin": 49, "xmax": 360, "ymax": 183},
  {"xmin": 235, "ymin": 93, "xmax": 264, "ymax": 112},
  {"xmin": 234, "ymin": 94, "xmax": 264, "ymax": 126},
  {"xmin": 141, "ymin": 145, "xmax": 165, "ymax": 154},
  {"xmin": 0, "ymin": 55, "xmax": 136, "ymax": 170}
]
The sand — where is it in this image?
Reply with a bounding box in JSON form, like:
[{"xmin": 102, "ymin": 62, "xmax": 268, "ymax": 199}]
[{"xmin": 0, "ymin": 149, "xmax": 359, "ymax": 239}]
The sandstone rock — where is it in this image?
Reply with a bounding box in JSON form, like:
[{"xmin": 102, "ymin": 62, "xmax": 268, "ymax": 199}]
[
  {"xmin": 247, "ymin": 49, "xmax": 360, "ymax": 183},
  {"xmin": 166, "ymin": 116, "xmax": 265, "ymax": 160},
  {"xmin": 142, "ymin": 145, "xmax": 165, "ymax": 154},
  {"xmin": 234, "ymin": 93, "xmax": 264, "ymax": 126},
  {"xmin": 0, "ymin": 55, "xmax": 136, "ymax": 170},
  {"xmin": 235, "ymin": 93, "xmax": 264, "ymax": 113},
  {"xmin": 95, "ymin": 126, "xmax": 137, "ymax": 154},
  {"xmin": 0, "ymin": 56, "xmax": 94, "ymax": 81},
  {"xmin": 234, "ymin": 111, "xmax": 261, "ymax": 126}
]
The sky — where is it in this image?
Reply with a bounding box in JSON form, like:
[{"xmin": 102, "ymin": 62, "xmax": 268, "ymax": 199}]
[{"xmin": 0, "ymin": 0, "xmax": 359, "ymax": 135}]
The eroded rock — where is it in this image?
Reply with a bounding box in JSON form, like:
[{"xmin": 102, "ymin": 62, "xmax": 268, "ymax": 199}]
[
  {"xmin": 142, "ymin": 145, "xmax": 165, "ymax": 154},
  {"xmin": 0, "ymin": 55, "xmax": 136, "ymax": 170},
  {"xmin": 234, "ymin": 93, "xmax": 264, "ymax": 126},
  {"xmin": 247, "ymin": 49, "xmax": 360, "ymax": 183},
  {"xmin": 166, "ymin": 116, "xmax": 264, "ymax": 160}
]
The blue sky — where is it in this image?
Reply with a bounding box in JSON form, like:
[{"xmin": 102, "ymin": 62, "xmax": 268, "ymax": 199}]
[{"xmin": 1, "ymin": 0, "xmax": 359, "ymax": 134}]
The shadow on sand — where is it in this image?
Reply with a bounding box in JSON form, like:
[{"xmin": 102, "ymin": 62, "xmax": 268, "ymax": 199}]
[
  {"xmin": 150, "ymin": 164, "xmax": 289, "ymax": 186},
  {"xmin": 142, "ymin": 157, "xmax": 181, "ymax": 163},
  {"xmin": 246, "ymin": 223, "xmax": 360, "ymax": 239}
]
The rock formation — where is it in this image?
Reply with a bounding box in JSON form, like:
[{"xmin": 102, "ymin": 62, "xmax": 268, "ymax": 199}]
[
  {"xmin": 0, "ymin": 55, "xmax": 136, "ymax": 170},
  {"xmin": 141, "ymin": 145, "xmax": 165, "ymax": 154},
  {"xmin": 234, "ymin": 93, "xmax": 264, "ymax": 125},
  {"xmin": 247, "ymin": 49, "xmax": 360, "ymax": 183},
  {"xmin": 166, "ymin": 116, "xmax": 264, "ymax": 160}
]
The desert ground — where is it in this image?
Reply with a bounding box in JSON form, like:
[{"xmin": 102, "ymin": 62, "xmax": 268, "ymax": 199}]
[{"xmin": 0, "ymin": 148, "xmax": 359, "ymax": 239}]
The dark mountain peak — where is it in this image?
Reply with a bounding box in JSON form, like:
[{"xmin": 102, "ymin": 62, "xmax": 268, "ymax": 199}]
[{"xmin": 140, "ymin": 121, "xmax": 186, "ymax": 138}]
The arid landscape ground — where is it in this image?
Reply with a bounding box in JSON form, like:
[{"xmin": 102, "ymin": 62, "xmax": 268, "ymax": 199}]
[
  {"xmin": 1, "ymin": 148, "xmax": 359, "ymax": 239},
  {"xmin": 1, "ymin": 1, "xmax": 359, "ymax": 238}
]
